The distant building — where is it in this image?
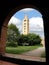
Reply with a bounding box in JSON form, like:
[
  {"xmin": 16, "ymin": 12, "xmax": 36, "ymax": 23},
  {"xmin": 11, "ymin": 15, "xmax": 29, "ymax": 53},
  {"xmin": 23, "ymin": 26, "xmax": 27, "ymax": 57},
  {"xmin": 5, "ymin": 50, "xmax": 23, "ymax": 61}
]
[
  {"xmin": 41, "ymin": 38, "xmax": 45, "ymax": 47},
  {"xmin": 22, "ymin": 15, "xmax": 29, "ymax": 35}
]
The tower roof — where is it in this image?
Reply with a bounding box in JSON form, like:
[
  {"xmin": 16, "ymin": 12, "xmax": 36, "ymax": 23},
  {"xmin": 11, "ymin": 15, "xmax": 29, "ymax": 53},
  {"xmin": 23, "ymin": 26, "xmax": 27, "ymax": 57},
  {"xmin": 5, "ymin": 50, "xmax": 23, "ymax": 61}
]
[{"xmin": 24, "ymin": 15, "xmax": 29, "ymax": 20}]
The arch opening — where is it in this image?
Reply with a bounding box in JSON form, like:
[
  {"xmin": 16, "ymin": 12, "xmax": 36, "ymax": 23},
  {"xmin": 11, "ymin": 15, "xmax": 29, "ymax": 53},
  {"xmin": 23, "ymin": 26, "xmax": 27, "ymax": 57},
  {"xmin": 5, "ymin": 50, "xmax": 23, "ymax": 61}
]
[{"xmin": 0, "ymin": 5, "xmax": 46, "ymax": 62}]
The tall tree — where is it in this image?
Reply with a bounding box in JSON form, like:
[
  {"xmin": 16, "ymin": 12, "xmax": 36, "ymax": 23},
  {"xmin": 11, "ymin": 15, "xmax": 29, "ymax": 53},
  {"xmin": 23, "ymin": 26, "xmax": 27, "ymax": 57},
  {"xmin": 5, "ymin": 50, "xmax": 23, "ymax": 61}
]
[
  {"xmin": 8, "ymin": 23, "xmax": 20, "ymax": 35},
  {"xmin": 6, "ymin": 23, "xmax": 20, "ymax": 46}
]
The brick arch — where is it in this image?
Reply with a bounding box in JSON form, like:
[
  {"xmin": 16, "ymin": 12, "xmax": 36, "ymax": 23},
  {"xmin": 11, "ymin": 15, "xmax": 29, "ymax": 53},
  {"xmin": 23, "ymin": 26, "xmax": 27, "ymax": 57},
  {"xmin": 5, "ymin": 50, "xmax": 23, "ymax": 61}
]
[{"xmin": 0, "ymin": 4, "xmax": 43, "ymax": 55}]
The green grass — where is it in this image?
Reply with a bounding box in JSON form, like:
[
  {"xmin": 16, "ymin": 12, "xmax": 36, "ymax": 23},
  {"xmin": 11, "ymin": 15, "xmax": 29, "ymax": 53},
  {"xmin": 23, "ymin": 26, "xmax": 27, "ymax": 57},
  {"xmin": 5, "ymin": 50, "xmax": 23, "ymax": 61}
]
[{"xmin": 6, "ymin": 45, "xmax": 42, "ymax": 54}]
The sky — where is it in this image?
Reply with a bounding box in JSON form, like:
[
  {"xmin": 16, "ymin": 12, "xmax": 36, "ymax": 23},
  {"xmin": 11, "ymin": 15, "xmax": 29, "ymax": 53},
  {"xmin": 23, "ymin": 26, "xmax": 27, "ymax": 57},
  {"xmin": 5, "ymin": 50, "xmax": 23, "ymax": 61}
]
[{"xmin": 8, "ymin": 8, "xmax": 45, "ymax": 38}]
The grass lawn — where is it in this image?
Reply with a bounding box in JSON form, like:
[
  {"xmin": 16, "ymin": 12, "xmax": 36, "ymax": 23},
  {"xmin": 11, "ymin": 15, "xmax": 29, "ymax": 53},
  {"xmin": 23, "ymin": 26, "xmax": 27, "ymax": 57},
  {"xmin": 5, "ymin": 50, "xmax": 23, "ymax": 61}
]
[{"xmin": 6, "ymin": 44, "xmax": 42, "ymax": 54}]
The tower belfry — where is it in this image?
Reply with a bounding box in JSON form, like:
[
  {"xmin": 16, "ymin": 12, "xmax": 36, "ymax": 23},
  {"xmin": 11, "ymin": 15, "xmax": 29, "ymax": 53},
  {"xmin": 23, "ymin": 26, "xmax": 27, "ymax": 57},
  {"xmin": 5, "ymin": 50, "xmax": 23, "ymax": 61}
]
[{"xmin": 22, "ymin": 15, "xmax": 29, "ymax": 35}]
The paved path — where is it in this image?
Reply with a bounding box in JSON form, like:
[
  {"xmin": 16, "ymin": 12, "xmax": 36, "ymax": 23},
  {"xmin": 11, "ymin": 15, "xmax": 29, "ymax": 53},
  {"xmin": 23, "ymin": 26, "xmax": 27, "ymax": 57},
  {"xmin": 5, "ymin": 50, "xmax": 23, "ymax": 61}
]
[{"xmin": 22, "ymin": 47, "xmax": 45, "ymax": 57}]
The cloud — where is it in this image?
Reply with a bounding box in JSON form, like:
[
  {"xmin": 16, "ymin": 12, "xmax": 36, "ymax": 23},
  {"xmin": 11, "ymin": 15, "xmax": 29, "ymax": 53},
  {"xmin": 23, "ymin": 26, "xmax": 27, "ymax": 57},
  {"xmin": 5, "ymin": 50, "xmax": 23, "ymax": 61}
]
[
  {"xmin": 8, "ymin": 16, "xmax": 22, "ymax": 32},
  {"xmin": 8, "ymin": 16, "xmax": 21, "ymax": 25},
  {"xmin": 8, "ymin": 16, "xmax": 44, "ymax": 34},
  {"xmin": 21, "ymin": 8, "xmax": 34, "ymax": 12},
  {"xmin": 29, "ymin": 17, "xmax": 44, "ymax": 32}
]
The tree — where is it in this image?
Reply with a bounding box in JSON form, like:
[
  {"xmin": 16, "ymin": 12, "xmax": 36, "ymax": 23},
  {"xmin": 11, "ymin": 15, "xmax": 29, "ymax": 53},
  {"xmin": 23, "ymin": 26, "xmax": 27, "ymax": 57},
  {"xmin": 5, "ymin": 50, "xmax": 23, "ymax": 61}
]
[
  {"xmin": 33, "ymin": 35, "xmax": 41, "ymax": 45},
  {"xmin": 16, "ymin": 34, "xmax": 29, "ymax": 46},
  {"xmin": 8, "ymin": 23, "xmax": 20, "ymax": 35},
  {"xmin": 6, "ymin": 23, "xmax": 20, "ymax": 47},
  {"xmin": 17, "ymin": 33, "xmax": 41, "ymax": 46},
  {"xmin": 27, "ymin": 33, "xmax": 41, "ymax": 45}
]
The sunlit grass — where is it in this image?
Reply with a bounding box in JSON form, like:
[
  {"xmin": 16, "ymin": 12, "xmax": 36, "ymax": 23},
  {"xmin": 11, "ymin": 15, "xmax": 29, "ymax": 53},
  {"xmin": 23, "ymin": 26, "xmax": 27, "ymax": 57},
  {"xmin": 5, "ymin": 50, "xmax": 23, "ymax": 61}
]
[{"xmin": 6, "ymin": 45, "xmax": 42, "ymax": 54}]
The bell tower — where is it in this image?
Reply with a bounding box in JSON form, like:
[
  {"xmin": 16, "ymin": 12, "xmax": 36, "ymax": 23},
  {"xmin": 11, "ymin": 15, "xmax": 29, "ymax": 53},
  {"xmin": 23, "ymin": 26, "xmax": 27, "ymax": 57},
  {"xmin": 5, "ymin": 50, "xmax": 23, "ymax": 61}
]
[{"xmin": 22, "ymin": 15, "xmax": 29, "ymax": 35}]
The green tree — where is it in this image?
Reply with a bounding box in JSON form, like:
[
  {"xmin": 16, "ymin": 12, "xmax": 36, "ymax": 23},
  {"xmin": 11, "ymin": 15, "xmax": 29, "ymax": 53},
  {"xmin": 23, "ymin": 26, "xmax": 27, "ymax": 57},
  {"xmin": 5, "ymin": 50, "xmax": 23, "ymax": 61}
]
[
  {"xmin": 6, "ymin": 23, "xmax": 20, "ymax": 47},
  {"xmin": 16, "ymin": 33, "xmax": 41, "ymax": 46},
  {"xmin": 33, "ymin": 35, "xmax": 41, "ymax": 45},
  {"xmin": 8, "ymin": 23, "xmax": 20, "ymax": 35},
  {"xmin": 16, "ymin": 34, "xmax": 29, "ymax": 46},
  {"xmin": 27, "ymin": 33, "xmax": 41, "ymax": 45}
]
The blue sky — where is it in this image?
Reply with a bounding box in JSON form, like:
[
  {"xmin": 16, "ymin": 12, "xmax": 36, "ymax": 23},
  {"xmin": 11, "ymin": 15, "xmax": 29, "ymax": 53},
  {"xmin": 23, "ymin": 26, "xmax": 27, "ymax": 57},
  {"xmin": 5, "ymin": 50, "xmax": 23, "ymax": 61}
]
[
  {"xmin": 9, "ymin": 8, "xmax": 44, "ymax": 38},
  {"xmin": 14, "ymin": 8, "xmax": 42, "ymax": 20}
]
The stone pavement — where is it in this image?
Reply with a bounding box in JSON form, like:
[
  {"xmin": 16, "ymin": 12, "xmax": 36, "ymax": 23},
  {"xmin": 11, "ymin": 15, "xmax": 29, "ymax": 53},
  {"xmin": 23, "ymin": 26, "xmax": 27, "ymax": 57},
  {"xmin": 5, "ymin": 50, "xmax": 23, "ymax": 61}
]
[{"xmin": 22, "ymin": 47, "xmax": 45, "ymax": 57}]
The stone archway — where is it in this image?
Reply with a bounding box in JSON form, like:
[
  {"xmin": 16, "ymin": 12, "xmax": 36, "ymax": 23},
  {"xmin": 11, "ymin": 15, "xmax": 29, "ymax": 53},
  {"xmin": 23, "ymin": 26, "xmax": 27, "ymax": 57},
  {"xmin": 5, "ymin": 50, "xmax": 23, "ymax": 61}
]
[{"xmin": 0, "ymin": 4, "xmax": 43, "ymax": 55}]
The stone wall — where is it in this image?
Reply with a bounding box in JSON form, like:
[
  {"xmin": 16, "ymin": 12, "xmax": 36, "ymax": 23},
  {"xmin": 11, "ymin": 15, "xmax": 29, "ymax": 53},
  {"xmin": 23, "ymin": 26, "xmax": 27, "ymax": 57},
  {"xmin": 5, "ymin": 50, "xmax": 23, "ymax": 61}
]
[{"xmin": 0, "ymin": 25, "xmax": 7, "ymax": 55}]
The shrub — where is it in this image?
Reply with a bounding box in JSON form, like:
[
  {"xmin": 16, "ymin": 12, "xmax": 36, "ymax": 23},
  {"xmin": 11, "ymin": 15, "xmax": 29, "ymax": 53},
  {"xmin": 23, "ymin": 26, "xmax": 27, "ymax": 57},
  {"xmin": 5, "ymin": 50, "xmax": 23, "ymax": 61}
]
[{"xmin": 6, "ymin": 41, "xmax": 18, "ymax": 47}]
